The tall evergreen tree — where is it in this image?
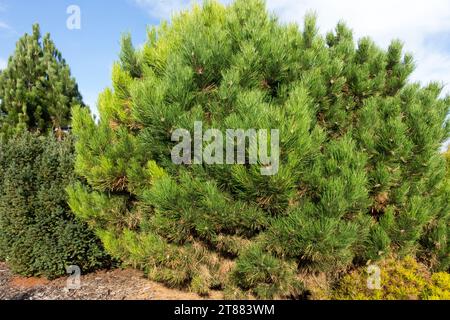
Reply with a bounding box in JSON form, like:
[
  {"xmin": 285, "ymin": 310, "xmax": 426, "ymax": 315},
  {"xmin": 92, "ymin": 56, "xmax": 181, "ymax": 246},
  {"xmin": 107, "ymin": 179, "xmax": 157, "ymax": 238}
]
[
  {"xmin": 0, "ymin": 24, "xmax": 84, "ymax": 140},
  {"xmin": 68, "ymin": 0, "xmax": 450, "ymax": 297}
]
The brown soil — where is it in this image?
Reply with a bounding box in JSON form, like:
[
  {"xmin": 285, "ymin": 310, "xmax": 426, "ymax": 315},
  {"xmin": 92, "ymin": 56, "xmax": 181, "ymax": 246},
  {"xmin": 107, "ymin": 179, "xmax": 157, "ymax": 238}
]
[
  {"xmin": 10, "ymin": 276, "xmax": 50, "ymax": 288},
  {"xmin": 0, "ymin": 262, "xmax": 224, "ymax": 300}
]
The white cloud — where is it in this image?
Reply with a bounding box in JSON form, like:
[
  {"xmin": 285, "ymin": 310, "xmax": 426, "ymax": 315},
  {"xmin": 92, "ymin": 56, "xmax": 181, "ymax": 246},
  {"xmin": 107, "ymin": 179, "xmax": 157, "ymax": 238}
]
[
  {"xmin": 0, "ymin": 21, "xmax": 15, "ymax": 36},
  {"xmin": 0, "ymin": 21, "xmax": 11, "ymax": 30},
  {"xmin": 134, "ymin": 0, "xmax": 450, "ymax": 148},
  {"xmin": 83, "ymin": 93, "xmax": 100, "ymax": 119},
  {"xmin": 134, "ymin": 0, "xmax": 200, "ymax": 20},
  {"xmin": 265, "ymin": 0, "xmax": 450, "ymax": 94},
  {"xmin": 443, "ymin": 140, "xmax": 450, "ymax": 151},
  {"xmin": 136, "ymin": 0, "xmax": 450, "ymax": 94},
  {"xmin": 0, "ymin": 58, "xmax": 6, "ymax": 70},
  {"xmin": 0, "ymin": 3, "xmax": 14, "ymax": 33}
]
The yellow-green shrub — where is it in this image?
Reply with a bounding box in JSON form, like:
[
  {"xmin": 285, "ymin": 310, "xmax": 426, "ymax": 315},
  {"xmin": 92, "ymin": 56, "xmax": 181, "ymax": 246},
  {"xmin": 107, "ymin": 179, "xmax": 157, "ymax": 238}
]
[
  {"xmin": 421, "ymin": 272, "xmax": 450, "ymax": 300},
  {"xmin": 333, "ymin": 257, "xmax": 450, "ymax": 300}
]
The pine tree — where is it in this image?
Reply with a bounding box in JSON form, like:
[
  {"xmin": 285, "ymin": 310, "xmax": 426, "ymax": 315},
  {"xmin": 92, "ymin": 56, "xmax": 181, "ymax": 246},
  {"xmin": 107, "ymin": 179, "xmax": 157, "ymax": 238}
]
[
  {"xmin": 420, "ymin": 146, "xmax": 450, "ymax": 271},
  {"xmin": 0, "ymin": 24, "xmax": 84, "ymax": 140},
  {"xmin": 446, "ymin": 146, "xmax": 450, "ymax": 179},
  {"xmin": 68, "ymin": 0, "xmax": 450, "ymax": 297}
]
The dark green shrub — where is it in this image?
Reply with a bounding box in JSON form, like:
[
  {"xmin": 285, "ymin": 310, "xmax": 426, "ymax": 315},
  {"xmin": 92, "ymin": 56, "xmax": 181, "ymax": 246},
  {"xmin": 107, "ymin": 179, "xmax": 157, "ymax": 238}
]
[{"xmin": 0, "ymin": 132, "xmax": 109, "ymax": 278}]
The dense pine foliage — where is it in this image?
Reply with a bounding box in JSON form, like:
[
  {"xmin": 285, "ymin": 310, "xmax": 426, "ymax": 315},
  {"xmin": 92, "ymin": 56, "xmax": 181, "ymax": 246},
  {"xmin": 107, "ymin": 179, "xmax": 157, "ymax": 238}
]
[
  {"xmin": 446, "ymin": 146, "xmax": 450, "ymax": 178},
  {"xmin": 0, "ymin": 132, "xmax": 109, "ymax": 278},
  {"xmin": 68, "ymin": 0, "xmax": 449, "ymax": 297},
  {"xmin": 0, "ymin": 24, "xmax": 84, "ymax": 140},
  {"xmin": 422, "ymin": 146, "xmax": 450, "ymax": 271}
]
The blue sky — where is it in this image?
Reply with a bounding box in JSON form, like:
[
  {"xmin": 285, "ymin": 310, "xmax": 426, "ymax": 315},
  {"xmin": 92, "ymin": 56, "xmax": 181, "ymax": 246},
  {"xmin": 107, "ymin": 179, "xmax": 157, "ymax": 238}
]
[
  {"xmin": 0, "ymin": 0, "xmax": 155, "ymax": 112},
  {"xmin": 1, "ymin": 0, "xmax": 450, "ymax": 150}
]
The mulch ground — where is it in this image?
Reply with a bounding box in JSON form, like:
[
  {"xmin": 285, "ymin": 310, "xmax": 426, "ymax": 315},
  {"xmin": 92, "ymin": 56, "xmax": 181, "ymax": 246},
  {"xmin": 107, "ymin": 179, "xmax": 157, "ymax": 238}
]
[{"xmin": 0, "ymin": 262, "xmax": 223, "ymax": 300}]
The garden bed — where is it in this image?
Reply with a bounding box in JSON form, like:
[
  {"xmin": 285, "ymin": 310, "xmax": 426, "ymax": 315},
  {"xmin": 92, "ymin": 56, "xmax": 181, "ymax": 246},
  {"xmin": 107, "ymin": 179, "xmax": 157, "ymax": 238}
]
[{"xmin": 0, "ymin": 262, "xmax": 223, "ymax": 300}]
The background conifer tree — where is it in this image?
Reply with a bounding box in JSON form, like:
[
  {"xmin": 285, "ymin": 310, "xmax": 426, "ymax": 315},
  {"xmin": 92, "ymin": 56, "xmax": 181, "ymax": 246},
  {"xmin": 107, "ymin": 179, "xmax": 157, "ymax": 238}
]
[
  {"xmin": 68, "ymin": 0, "xmax": 450, "ymax": 297},
  {"xmin": 0, "ymin": 25, "xmax": 108, "ymax": 278},
  {"xmin": 0, "ymin": 24, "xmax": 84, "ymax": 140}
]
